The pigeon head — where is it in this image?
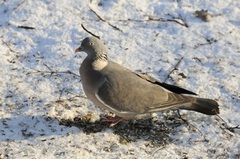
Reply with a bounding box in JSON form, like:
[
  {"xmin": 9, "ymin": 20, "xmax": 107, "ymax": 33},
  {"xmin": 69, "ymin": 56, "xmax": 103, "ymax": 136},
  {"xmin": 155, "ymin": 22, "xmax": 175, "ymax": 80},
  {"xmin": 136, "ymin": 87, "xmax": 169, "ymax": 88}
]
[{"xmin": 75, "ymin": 37, "xmax": 107, "ymax": 58}]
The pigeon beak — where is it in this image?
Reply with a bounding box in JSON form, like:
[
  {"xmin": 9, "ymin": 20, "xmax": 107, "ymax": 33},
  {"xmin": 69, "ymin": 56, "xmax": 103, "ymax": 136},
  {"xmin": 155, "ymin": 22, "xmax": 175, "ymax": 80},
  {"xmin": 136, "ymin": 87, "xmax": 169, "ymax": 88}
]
[{"xmin": 75, "ymin": 46, "xmax": 84, "ymax": 53}]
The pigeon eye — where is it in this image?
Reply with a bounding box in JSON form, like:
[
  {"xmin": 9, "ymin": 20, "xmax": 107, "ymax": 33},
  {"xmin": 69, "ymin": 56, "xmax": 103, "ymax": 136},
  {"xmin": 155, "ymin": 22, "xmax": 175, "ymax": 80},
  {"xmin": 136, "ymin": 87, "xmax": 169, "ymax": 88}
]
[{"xmin": 89, "ymin": 42, "xmax": 94, "ymax": 46}]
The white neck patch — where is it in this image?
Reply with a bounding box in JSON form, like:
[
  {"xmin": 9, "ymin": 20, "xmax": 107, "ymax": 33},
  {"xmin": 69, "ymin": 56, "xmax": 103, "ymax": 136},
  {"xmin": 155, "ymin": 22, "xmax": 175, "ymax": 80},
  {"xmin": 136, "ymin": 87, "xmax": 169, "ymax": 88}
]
[{"xmin": 92, "ymin": 59, "xmax": 108, "ymax": 70}]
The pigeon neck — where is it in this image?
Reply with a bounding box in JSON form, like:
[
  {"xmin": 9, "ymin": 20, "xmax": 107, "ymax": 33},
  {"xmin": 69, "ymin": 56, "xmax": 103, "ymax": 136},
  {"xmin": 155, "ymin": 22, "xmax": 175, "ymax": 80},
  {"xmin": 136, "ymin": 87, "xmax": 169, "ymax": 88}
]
[{"xmin": 91, "ymin": 52, "xmax": 108, "ymax": 70}]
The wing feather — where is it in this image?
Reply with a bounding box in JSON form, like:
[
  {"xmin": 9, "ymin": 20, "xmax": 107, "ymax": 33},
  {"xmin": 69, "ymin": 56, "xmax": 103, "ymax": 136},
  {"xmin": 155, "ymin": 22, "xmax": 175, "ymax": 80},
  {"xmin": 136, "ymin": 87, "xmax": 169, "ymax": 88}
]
[{"xmin": 136, "ymin": 73, "xmax": 197, "ymax": 95}]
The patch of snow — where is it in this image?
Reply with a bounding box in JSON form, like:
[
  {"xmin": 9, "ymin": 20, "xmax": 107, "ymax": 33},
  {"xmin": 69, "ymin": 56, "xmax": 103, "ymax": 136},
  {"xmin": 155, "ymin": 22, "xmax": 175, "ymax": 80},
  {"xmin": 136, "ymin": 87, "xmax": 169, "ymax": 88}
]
[{"xmin": 0, "ymin": 0, "xmax": 239, "ymax": 158}]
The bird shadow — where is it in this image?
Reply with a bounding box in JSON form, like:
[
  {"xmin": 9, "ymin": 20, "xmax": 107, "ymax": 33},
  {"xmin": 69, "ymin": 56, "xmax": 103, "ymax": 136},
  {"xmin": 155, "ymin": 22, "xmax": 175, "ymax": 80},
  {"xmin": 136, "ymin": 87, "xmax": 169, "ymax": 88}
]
[
  {"xmin": 0, "ymin": 112, "xmax": 212, "ymax": 147},
  {"xmin": 59, "ymin": 116, "xmax": 184, "ymax": 146}
]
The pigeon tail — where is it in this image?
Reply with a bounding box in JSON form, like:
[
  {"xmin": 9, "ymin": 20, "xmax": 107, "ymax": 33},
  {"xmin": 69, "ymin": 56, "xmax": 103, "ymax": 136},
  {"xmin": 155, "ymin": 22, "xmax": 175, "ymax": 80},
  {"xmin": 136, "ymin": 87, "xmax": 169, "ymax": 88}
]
[{"xmin": 181, "ymin": 98, "xmax": 219, "ymax": 115}]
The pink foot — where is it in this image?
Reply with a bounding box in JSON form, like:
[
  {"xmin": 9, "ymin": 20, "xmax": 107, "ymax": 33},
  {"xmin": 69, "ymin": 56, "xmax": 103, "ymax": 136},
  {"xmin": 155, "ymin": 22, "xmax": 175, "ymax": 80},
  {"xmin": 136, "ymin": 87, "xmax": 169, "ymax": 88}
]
[{"xmin": 102, "ymin": 115, "xmax": 124, "ymax": 127}]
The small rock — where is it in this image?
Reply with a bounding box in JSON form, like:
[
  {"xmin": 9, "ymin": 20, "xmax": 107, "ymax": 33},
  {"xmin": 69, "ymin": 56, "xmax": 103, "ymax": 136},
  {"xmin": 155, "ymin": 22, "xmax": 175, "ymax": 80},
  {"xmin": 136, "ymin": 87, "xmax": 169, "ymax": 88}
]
[{"xmin": 194, "ymin": 10, "xmax": 211, "ymax": 22}]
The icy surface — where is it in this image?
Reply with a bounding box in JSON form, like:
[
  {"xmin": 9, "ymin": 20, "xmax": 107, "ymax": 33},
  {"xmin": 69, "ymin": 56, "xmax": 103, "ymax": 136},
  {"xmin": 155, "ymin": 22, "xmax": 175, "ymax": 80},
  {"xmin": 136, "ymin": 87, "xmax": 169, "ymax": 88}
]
[{"xmin": 0, "ymin": 0, "xmax": 239, "ymax": 158}]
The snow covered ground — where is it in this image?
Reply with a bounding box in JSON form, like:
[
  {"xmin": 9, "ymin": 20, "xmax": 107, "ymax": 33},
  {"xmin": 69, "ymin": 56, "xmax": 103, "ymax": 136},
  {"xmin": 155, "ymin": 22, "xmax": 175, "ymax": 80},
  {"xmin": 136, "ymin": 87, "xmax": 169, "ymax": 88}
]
[{"xmin": 0, "ymin": 0, "xmax": 240, "ymax": 158}]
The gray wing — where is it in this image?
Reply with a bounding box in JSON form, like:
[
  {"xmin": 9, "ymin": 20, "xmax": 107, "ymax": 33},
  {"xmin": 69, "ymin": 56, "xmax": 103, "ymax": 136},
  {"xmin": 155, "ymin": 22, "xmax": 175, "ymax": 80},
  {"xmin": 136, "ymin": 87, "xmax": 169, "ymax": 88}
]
[
  {"xmin": 136, "ymin": 73, "xmax": 197, "ymax": 95},
  {"xmin": 95, "ymin": 61, "xmax": 195, "ymax": 114}
]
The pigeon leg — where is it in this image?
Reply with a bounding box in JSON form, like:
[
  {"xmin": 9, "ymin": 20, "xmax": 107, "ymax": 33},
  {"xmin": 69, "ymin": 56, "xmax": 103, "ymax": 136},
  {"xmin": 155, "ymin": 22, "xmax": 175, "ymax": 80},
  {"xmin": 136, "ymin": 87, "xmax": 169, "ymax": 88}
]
[{"xmin": 102, "ymin": 115, "xmax": 124, "ymax": 127}]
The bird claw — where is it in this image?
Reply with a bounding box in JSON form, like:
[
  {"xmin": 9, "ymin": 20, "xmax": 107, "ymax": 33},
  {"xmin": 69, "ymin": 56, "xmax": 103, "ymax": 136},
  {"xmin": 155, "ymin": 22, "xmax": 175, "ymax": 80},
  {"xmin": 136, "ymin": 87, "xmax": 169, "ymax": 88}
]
[{"xmin": 102, "ymin": 115, "xmax": 123, "ymax": 127}]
